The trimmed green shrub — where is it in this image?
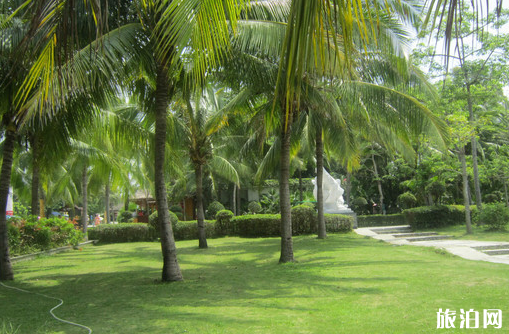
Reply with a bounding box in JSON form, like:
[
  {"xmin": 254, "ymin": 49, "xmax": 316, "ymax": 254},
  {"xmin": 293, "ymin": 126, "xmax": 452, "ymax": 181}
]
[
  {"xmin": 232, "ymin": 214, "xmax": 281, "ymax": 237},
  {"xmin": 357, "ymin": 214, "xmax": 406, "ymax": 227},
  {"xmin": 324, "ymin": 214, "xmax": 353, "ymax": 232},
  {"xmin": 148, "ymin": 210, "xmax": 178, "ymax": 233},
  {"xmin": 484, "ymin": 191, "xmax": 503, "ymax": 204},
  {"xmin": 118, "ymin": 211, "xmax": 133, "ymax": 223},
  {"xmin": 291, "ymin": 205, "xmax": 316, "ymax": 235},
  {"xmin": 248, "ymin": 201, "xmax": 262, "ymax": 214},
  {"xmin": 207, "ymin": 201, "xmax": 225, "ymax": 219},
  {"xmin": 216, "ymin": 210, "xmax": 234, "ymax": 235},
  {"xmin": 173, "ymin": 220, "xmax": 217, "ymax": 240},
  {"xmin": 403, "ymin": 205, "xmax": 465, "ymax": 229},
  {"xmin": 88, "ymin": 223, "xmax": 156, "ymax": 243},
  {"xmin": 397, "ymin": 192, "xmax": 417, "ymax": 209},
  {"xmin": 351, "ymin": 197, "xmax": 368, "ymax": 215},
  {"xmin": 477, "ymin": 203, "xmax": 509, "ymax": 231},
  {"xmin": 169, "ymin": 205, "xmax": 183, "ymax": 213}
]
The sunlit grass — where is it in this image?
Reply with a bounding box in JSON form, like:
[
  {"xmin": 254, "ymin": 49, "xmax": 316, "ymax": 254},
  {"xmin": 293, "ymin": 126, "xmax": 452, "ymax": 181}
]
[
  {"xmin": 1, "ymin": 233, "xmax": 508, "ymax": 333},
  {"xmin": 419, "ymin": 224, "xmax": 509, "ymax": 242}
]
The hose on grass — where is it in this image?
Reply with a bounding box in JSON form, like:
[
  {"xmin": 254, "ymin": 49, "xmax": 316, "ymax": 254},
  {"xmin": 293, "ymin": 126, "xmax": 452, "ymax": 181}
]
[{"xmin": 0, "ymin": 281, "xmax": 92, "ymax": 334}]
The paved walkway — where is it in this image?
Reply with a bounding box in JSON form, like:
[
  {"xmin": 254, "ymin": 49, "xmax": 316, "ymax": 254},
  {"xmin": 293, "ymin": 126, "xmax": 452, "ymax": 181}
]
[{"xmin": 355, "ymin": 225, "xmax": 509, "ymax": 265}]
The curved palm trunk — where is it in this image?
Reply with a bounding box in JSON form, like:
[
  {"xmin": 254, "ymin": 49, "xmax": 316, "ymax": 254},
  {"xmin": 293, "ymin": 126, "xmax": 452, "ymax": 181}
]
[
  {"xmin": 81, "ymin": 165, "xmax": 88, "ymax": 237},
  {"xmin": 30, "ymin": 134, "xmax": 41, "ymax": 216},
  {"xmin": 279, "ymin": 110, "xmax": 294, "ymax": 263},
  {"xmin": 195, "ymin": 164, "xmax": 208, "ymax": 248},
  {"xmin": 459, "ymin": 146, "xmax": 473, "ymax": 234},
  {"xmin": 154, "ymin": 62, "xmax": 183, "ymax": 281},
  {"xmin": 316, "ymin": 126, "xmax": 326, "ymax": 239},
  {"xmin": 0, "ymin": 126, "xmax": 16, "ymax": 281}
]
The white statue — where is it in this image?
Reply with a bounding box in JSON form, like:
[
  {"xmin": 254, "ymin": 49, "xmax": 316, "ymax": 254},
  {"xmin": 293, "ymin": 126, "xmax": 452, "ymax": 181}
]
[{"xmin": 313, "ymin": 168, "xmax": 349, "ymax": 213}]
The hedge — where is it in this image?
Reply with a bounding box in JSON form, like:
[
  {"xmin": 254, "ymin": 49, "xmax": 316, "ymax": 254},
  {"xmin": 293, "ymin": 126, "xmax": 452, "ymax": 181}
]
[
  {"xmin": 357, "ymin": 214, "xmax": 406, "ymax": 227},
  {"xmin": 88, "ymin": 223, "xmax": 157, "ymax": 243},
  {"xmin": 232, "ymin": 214, "xmax": 281, "ymax": 237},
  {"xmin": 403, "ymin": 205, "xmax": 470, "ymax": 229},
  {"xmin": 173, "ymin": 220, "xmax": 218, "ymax": 240},
  {"xmin": 89, "ymin": 208, "xmax": 353, "ymax": 243},
  {"xmin": 324, "ymin": 214, "xmax": 353, "ymax": 232}
]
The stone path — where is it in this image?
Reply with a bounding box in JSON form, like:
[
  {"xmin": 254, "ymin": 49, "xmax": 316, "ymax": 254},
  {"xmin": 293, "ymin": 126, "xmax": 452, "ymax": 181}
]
[{"xmin": 355, "ymin": 225, "xmax": 509, "ymax": 265}]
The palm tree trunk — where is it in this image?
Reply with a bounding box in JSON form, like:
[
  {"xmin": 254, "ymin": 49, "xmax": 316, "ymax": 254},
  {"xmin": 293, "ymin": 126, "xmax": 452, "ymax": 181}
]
[
  {"xmin": 279, "ymin": 110, "xmax": 294, "ymax": 263},
  {"xmin": 316, "ymin": 126, "xmax": 326, "ymax": 239},
  {"xmin": 298, "ymin": 169, "xmax": 303, "ymax": 203},
  {"xmin": 195, "ymin": 164, "xmax": 208, "ymax": 248},
  {"xmin": 371, "ymin": 153, "xmax": 384, "ymax": 215},
  {"xmin": 81, "ymin": 165, "xmax": 88, "ymax": 236},
  {"xmin": 465, "ymin": 81, "xmax": 482, "ymax": 211},
  {"xmin": 232, "ymin": 184, "xmax": 237, "ymax": 216},
  {"xmin": 459, "ymin": 146, "xmax": 473, "ymax": 234},
  {"xmin": 30, "ymin": 134, "xmax": 41, "ymax": 216},
  {"xmin": 0, "ymin": 126, "xmax": 16, "ymax": 280},
  {"xmin": 154, "ymin": 62, "xmax": 182, "ymax": 281},
  {"xmin": 124, "ymin": 188, "xmax": 129, "ymax": 211},
  {"xmin": 105, "ymin": 178, "xmax": 110, "ymax": 224}
]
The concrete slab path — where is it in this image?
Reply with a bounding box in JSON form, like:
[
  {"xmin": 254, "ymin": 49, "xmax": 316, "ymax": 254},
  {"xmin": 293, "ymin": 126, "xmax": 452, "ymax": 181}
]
[{"xmin": 355, "ymin": 225, "xmax": 509, "ymax": 265}]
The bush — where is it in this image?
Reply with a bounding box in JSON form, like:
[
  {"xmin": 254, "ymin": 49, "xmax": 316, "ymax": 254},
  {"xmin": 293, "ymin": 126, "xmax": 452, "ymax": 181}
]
[
  {"xmin": 232, "ymin": 214, "xmax": 281, "ymax": 237},
  {"xmin": 216, "ymin": 210, "xmax": 234, "ymax": 235},
  {"xmin": 173, "ymin": 220, "xmax": 217, "ymax": 240},
  {"xmin": 118, "ymin": 211, "xmax": 133, "ymax": 223},
  {"xmin": 351, "ymin": 197, "xmax": 368, "ymax": 215},
  {"xmin": 247, "ymin": 201, "xmax": 262, "ymax": 214},
  {"xmin": 357, "ymin": 214, "xmax": 406, "ymax": 227},
  {"xmin": 7, "ymin": 217, "xmax": 84, "ymax": 255},
  {"xmin": 324, "ymin": 214, "xmax": 353, "ymax": 232},
  {"xmin": 484, "ymin": 191, "xmax": 503, "ymax": 204},
  {"xmin": 88, "ymin": 223, "xmax": 157, "ymax": 243},
  {"xmin": 148, "ymin": 210, "xmax": 178, "ymax": 233},
  {"xmin": 403, "ymin": 205, "xmax": 465, "ymax": 229},
  {"xmin": 477, "ymin": 203, "xmax": 509, "ymax": 231},
  {"xmin": 291, "ymin": 205, "xmax": 316, "ymax": 235},
  {"xmin": 397, "ymin": 192, "xmax": 417, "ymax": 210},
  {"xmin": 169, "ymin": 205, "xmax": 183, "ymax": 213},
  {"xmin": 207, "ymin": 201, "xmax": 225, "ymax": 219}
]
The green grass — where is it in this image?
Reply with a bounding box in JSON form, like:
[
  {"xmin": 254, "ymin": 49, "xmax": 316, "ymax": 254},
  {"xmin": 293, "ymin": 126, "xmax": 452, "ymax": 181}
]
[
  {"xmin": 1, "ymin": 233, "xmax": 508, "ymax": 333},
  {"xmin": 419, "ymin": 224, "xmax": 509, "ymax": 242}
]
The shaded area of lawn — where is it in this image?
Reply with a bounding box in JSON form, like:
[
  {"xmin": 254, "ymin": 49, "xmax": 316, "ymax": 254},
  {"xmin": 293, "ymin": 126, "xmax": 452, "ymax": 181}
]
[{"xmin": 1, "ymin": 233, "xmax": 508, "ymax": 333}]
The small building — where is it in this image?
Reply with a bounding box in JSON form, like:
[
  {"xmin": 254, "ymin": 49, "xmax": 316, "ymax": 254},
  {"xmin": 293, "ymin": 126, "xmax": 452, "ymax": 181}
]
[{"xmin": 130, "ymin": 190, "xmax": 157, "ymax": 223}]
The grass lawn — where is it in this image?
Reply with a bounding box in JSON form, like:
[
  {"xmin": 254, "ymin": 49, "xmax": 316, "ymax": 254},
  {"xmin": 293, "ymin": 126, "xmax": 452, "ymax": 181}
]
[
  {"xmin": 1, "ymin": 233, "xmax": 508, "ymax": 334},
  {"xmin": 418, "ymin": 224, "xmax": 509, "ymax": 242}
]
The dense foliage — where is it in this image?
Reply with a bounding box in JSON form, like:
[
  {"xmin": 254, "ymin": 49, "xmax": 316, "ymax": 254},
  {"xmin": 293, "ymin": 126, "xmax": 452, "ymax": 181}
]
[
  {"xmin": 7, "ymin": 217, "xmax": 84, "ymax": 255},
  {"xmin": 476, "ymin": 203, "xmax": 509, "ymax": 231}
]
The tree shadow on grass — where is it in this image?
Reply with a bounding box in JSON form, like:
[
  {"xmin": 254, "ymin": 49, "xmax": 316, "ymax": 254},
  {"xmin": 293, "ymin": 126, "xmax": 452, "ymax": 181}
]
[{"xmin": 6, "ymin": 234, "xmax": 418, "ymax": 333}]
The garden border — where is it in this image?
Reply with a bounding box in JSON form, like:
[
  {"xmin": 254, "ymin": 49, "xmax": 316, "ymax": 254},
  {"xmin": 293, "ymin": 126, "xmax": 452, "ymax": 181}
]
[{"xmin": 11, "ymin": 240, "xmax": 97, "ymax": 263}]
